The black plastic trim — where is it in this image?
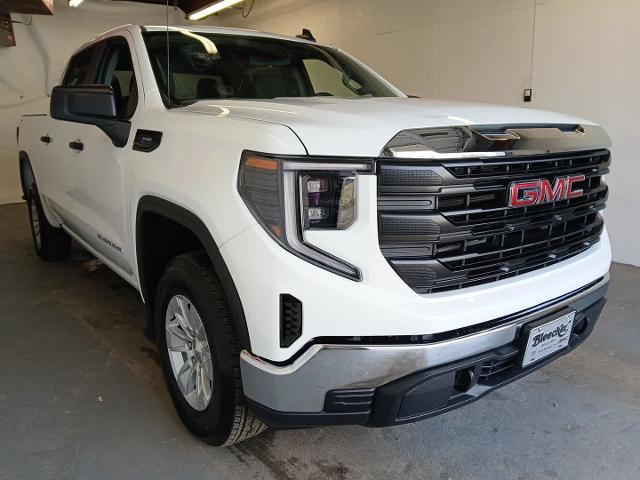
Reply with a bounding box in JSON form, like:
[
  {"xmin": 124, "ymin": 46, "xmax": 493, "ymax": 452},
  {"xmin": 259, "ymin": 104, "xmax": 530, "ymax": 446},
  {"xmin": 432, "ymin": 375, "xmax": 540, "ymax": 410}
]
[
  {"xmin": 50, "ymin": 84, "xmax": 131, "ymax": 148},
  {"xmin": 280, "ymin": 294, "xmax": 303, "ymax": 348},
  {"xmin": 133, "ymin": 129, "xmax": 163, "ymax": 153},
  {"xmin": 135, "ymin": 196, "xmax": 251, "ymax": 350},
  {"xmin": 247, "ymin": 398, "xmax": 370, "ymax": 429}
]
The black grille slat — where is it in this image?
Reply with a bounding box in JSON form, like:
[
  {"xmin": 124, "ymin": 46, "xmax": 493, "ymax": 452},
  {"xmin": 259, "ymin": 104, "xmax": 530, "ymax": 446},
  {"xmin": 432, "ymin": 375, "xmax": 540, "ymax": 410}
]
[
  {"xmin": 444, "ymin": 150, "xmax": 610, "ymax": 179},
  {"xmin": 380, "ymin": 166, "xmax": 443, "ymax": 186},
  {"xmin": 378, "ymin": 148, "xmax": 609, "ymax": 293}
]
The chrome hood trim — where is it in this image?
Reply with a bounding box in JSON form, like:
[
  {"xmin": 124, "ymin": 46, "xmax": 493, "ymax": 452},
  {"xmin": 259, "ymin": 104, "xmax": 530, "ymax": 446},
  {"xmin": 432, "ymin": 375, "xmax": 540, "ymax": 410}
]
[{"xmin": 381, "ymin": 124, "xmax": 612, "ymax": 159}]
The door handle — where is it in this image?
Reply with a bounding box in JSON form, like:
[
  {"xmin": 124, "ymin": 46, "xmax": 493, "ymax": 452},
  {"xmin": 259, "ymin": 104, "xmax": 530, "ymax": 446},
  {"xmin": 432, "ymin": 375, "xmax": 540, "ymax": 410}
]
[
  {"xmin": 68, "ymin": 141, "xmax": 84, "ymax": 151},
  {"xmin": 40, "ymin": 135, "xmax": 52, "ymax": 144}
]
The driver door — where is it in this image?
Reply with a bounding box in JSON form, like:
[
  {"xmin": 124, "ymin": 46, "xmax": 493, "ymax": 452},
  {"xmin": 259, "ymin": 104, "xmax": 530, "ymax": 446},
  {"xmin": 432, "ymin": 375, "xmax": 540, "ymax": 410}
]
[{"xmin": 65, "ymin": 35, "xmax": 140, "ymax": 276}]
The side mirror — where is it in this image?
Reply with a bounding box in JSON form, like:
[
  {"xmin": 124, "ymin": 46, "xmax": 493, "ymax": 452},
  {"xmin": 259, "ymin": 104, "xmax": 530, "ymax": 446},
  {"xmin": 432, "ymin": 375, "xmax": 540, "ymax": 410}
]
[{"xmin": 50, "ymin": 85, "xmax": 131, "ymax": 148}]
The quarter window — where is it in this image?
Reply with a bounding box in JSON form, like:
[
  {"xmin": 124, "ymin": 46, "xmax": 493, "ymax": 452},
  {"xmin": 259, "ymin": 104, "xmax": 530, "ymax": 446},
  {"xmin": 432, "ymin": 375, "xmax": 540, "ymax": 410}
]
[
  {"xmin": 97, "ymin": 39, "xmax": 138, "ymax": 119},
  {"xmin": 62, "ymin": 45, "xmax": 98, "ymax": 86}
]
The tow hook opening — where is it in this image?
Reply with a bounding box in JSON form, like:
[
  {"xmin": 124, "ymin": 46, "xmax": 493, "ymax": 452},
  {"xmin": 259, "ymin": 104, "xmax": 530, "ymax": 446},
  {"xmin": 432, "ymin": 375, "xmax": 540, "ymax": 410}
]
[
  {"xmin": 573, "ymin": 315, "xmax": 590, "ymax": 335},
  {"xmin": 453, "ymin": 368, "xmax": 476, "ymax": 394}
]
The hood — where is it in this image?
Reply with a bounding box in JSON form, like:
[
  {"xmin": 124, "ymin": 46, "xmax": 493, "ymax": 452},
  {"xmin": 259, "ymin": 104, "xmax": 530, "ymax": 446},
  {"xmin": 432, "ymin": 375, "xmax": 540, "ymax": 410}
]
[{"xmin": 183, "ymin": 97, "xmax": 595, "ymax": 157}]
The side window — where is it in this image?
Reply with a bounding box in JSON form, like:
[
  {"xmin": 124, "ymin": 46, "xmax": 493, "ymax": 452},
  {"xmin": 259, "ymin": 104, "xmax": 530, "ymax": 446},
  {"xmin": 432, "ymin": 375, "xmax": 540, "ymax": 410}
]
[
  {"xmin": 96, "ymin": 38, "xmax": 138, "ymax": 119},
  {"xmin": 62, "ymin": 45, "xmax": 98, "ymax": 86}
]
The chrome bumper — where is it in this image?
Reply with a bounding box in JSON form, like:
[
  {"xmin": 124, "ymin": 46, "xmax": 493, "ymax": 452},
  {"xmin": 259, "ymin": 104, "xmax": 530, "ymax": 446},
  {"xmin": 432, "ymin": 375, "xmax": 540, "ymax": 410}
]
[{"xmin": 240, "ymin": 274, "xmax": 609, "ymax": 414}]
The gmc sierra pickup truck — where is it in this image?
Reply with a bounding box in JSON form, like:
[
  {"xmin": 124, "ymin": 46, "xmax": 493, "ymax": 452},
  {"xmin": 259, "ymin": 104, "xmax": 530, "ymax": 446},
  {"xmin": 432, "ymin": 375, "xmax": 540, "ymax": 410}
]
[{"xmin": 18, "ymin": 25, "xmax": 611, "ymax": 446}]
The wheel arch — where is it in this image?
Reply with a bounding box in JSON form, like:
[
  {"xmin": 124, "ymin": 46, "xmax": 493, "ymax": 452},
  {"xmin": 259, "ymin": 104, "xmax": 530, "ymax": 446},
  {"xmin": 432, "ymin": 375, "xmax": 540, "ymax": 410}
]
[
  {"xmin": 135, "ymin": 195, "xmax": 251, "ymax": 350},
  {"xmin": 18, "ymin": 150, "xmax": 35, "ymax": 197}
]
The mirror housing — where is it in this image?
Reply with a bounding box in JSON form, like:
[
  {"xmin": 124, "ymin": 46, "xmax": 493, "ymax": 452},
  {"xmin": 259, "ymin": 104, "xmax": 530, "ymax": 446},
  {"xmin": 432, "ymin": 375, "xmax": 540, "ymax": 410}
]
[{"xmin": 50, "ymin": 85, "xmax": 131, "ymax": 148}]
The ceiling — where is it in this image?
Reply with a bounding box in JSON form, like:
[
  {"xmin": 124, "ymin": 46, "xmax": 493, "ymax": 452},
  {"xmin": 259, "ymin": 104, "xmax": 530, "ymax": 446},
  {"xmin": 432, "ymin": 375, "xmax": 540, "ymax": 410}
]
[
  {"xmin": 0, "ymin": 0, "xmax": 54, "ymax": 15},
  {"xmin": 0, "ymin": 0, "xmax": 226, "ymax": 16},
  {"xmin": 111, "ymin": 0, "xmax": 215, "ymax": 15}
]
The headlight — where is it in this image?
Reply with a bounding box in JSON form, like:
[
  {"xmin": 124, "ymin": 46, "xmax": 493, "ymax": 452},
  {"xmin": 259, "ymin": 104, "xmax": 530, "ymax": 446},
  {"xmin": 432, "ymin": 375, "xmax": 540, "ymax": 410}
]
[{"xmin": 238, "ymin": 151, "xmax": 374, "ymax": 280}]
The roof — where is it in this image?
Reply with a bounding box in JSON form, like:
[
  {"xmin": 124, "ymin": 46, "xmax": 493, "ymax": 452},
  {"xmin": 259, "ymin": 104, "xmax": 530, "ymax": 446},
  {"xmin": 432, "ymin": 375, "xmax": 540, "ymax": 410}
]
[
  {"xmin": 67, "ymin": 24, "xmax": 324, "ymax": 60},
  {"xmin": 141, "ymin": 25, "xmax": 319, "ymax": 45}
]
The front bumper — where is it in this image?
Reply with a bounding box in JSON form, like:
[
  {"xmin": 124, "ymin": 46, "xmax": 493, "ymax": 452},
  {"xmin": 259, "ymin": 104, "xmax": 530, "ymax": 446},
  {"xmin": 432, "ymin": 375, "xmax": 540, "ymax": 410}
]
[{"xmin": 241, "ymin": 274, "xmax": 609, "ymax": 427}]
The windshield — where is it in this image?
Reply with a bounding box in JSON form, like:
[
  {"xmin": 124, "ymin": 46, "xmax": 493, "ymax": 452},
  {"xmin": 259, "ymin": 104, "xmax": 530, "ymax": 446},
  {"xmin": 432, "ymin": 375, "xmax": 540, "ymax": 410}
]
[{"xmin": 142, "ymin": 31, "xmax": 399, "ymax": 105}]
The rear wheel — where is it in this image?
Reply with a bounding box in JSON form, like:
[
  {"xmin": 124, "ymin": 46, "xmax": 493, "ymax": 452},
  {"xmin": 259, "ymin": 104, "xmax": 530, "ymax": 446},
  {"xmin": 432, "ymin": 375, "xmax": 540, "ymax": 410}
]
[
  {"xmin": 155, "ymin": 252, "xmax": 266, "ymax": 446},
  {"xmin": 26, "ymin": 183, "xmax": 71, "ymax": 261}
]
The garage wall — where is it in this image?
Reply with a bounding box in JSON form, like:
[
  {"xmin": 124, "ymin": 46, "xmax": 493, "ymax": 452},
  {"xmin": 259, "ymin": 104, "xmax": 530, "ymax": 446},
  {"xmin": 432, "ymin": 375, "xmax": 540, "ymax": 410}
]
[
  {"xmin": 216, "ymin": 0, "xmax": 640, "ymax": 267},
  {"xmin": 0, "ymin": 0, "xmax": 185, "ymax": 204}
]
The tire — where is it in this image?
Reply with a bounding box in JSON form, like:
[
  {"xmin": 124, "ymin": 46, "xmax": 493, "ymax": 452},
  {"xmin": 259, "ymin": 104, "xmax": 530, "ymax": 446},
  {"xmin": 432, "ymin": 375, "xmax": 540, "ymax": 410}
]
[
  {"xmin": 155, "ymin": 251, "xmax": 266, "ymax": 446},
  {"xmin": 26, "ymin": 183, "xmax": 71, "ymax": 261}
]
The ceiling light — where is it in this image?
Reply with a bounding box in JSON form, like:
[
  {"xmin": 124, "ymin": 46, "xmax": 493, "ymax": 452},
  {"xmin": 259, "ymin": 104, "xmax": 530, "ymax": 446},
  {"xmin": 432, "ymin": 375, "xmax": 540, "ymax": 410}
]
[
  {"xmin": 68, "ymin": 0, "xmax": 85, "ymax": 7},
  {"xmin": 188, "ymin": 0, "xmax": 244, "ymax": 21}
]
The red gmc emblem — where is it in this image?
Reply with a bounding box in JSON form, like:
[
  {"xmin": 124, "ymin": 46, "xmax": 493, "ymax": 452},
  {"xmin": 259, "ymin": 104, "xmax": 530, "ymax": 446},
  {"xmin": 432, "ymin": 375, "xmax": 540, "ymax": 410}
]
[{"xmin": 507, "ymin": 174, "xmax": 585, "ymax": 207}]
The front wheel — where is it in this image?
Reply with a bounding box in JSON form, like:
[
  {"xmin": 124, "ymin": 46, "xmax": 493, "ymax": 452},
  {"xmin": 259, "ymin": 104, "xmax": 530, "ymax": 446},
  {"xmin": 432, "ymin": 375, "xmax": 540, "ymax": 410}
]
[
  {"xmin": 155, "ymin": 252, "xmax": 266, "ymax": 446},
  {"xmin": 26, "ymin": 183, "xmax": 71, "ymax": 261}
]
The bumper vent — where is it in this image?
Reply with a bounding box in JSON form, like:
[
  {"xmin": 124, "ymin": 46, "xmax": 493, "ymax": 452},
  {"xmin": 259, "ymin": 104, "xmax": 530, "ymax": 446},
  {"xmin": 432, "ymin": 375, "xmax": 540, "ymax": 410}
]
[
  {"xmin": 324, "ymin": 388, "xmax": 375, "ymax": 413},
  {"xmin": 280, "ymin": 294, "xmax": 302, "ymax": 348},
  {"xmin": 378, "ymin": 148, "xmax": 610, "ymax": 293}
]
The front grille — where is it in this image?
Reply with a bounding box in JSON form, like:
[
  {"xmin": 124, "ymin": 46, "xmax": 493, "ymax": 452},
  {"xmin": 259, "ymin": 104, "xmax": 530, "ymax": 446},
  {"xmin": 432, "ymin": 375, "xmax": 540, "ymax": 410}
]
[{"xmin": 377, "ymin": 149, "xmax": 610, "ymax": 293}]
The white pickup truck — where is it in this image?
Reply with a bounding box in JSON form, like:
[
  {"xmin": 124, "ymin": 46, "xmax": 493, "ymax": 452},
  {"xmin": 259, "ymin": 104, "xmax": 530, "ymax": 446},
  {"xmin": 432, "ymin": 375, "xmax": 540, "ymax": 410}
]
[{"xmin": 17, "ymin": 25, "xmax": 612, "ymax": 446}]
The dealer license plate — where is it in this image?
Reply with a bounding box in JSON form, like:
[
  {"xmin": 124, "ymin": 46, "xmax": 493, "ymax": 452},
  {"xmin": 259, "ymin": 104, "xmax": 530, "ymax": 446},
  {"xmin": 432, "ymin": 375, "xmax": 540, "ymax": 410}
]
[{"xmin": 522, "ymin": 311, "xmax": 575, "ymax": 367}]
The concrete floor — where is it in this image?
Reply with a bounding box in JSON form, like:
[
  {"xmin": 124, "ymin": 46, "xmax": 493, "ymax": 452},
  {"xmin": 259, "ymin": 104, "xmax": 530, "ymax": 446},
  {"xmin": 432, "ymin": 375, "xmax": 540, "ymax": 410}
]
[{"xmin": 0, "ymin": 203, "xmax": 638, "ymax": 480}]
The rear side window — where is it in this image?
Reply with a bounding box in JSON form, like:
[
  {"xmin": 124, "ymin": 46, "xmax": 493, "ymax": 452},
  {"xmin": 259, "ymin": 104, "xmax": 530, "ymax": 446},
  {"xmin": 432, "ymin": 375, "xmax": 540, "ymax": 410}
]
[{"xmin": 63, "ymin": 45, "xmax": 98, "ymax": 86}]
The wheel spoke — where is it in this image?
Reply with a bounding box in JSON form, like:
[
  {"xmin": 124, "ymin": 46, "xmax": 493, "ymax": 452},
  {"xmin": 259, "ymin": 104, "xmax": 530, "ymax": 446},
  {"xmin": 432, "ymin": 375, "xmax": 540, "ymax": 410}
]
[
  {"xmin": 166, "ymin": 322, "xmax": 191, "ymax": 343},
  {"xmin": 191, "ymin": 309, "xmax": 206, "ymax": 340},
  {"xmin": 167, "ymin": 342, "xmax": 188, "ymax": 353},
  {"xmin": 202, "ymin": 351, "xmax": 214, "ymax": 382},
  {"xmin": 201, "ymin": 371, "xmax": 212, "ymax": 402},
  {"xmin": 195, "ymin": 365, "xmax": 203, "ymax": 398},
  {"xmin": 176, "ymin": 296, "xmax": 193, "ymax": 333},
  {"xmin": 197, "ymin": 365, "xmax": 211, "ymax": 405},
  {"xmin": 176, "ymin": 361, "xmax": 192, "ymax": 395}
]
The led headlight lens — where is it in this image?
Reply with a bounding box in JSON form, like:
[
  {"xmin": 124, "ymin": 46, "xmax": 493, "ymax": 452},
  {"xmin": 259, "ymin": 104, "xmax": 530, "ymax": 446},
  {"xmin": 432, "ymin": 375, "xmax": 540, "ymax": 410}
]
[
  {"xmin": 238, "ymin": 152, "xmax": 373, "ymax": 280},
  {"xmin": 300, "ymin": 174, "xmax": 357, "ymax": 230}
]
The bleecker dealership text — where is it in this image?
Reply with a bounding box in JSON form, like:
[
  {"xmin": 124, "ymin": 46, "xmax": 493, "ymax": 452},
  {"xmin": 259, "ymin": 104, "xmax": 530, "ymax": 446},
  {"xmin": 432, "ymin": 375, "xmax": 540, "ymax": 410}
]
[{"xmin": 531, "ymin": 322, "xmax": 570, "ymax": 347}]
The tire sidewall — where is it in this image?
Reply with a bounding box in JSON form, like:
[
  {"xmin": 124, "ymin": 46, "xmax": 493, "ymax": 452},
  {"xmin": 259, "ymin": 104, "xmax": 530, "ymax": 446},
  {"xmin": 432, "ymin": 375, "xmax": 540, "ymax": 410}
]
[
  {"xmin": 26, "ymin": 186, "xmax": 44, "ymax": 256},
  {"xmin": 155, "ymin": 257, "xmax": 237, "ymax": 445}
]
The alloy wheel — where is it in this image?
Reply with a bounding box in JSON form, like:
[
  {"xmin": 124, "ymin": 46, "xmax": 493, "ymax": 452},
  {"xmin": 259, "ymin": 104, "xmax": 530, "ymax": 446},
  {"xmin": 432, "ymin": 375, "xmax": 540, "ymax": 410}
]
[
  {"xmin": 165, "ymin": 294, "xmax": 214, "ymax": 411},
  {"xmin": 30, "ymin": 201, "xmax": 41, "ymax": 250}
]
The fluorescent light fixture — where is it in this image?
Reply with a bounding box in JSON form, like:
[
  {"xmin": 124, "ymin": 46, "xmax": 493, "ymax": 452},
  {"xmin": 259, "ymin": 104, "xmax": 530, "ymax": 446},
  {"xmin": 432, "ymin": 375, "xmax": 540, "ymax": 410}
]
[
  {"xmin": 188, "ymin": 0, "xmax": 244, "ymax": 21},
  {"xmin": 68, "ymin": 0, "xmax": 84, "ymax": 7}
]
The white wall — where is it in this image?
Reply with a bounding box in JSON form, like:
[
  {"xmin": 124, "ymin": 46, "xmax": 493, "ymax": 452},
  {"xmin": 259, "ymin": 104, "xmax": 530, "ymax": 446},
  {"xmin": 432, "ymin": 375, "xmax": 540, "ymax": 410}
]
[
  {"xmin": 216, "ymin": 0, "xmax": 640, "ymax": 266},
  {"xmin": 1, "ymin": 0, "xmax": 636, "ymax": 266},
  {"xmin": 0, "ymin": 0, "xmax": 185, "ymax": 204}
]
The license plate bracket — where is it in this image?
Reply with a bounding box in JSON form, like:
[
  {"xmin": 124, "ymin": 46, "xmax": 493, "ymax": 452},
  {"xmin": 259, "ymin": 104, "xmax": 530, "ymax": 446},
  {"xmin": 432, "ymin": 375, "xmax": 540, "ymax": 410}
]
[{"xmin": 520, "ymin": 310, "xmax": 576, "ymax": 368}]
